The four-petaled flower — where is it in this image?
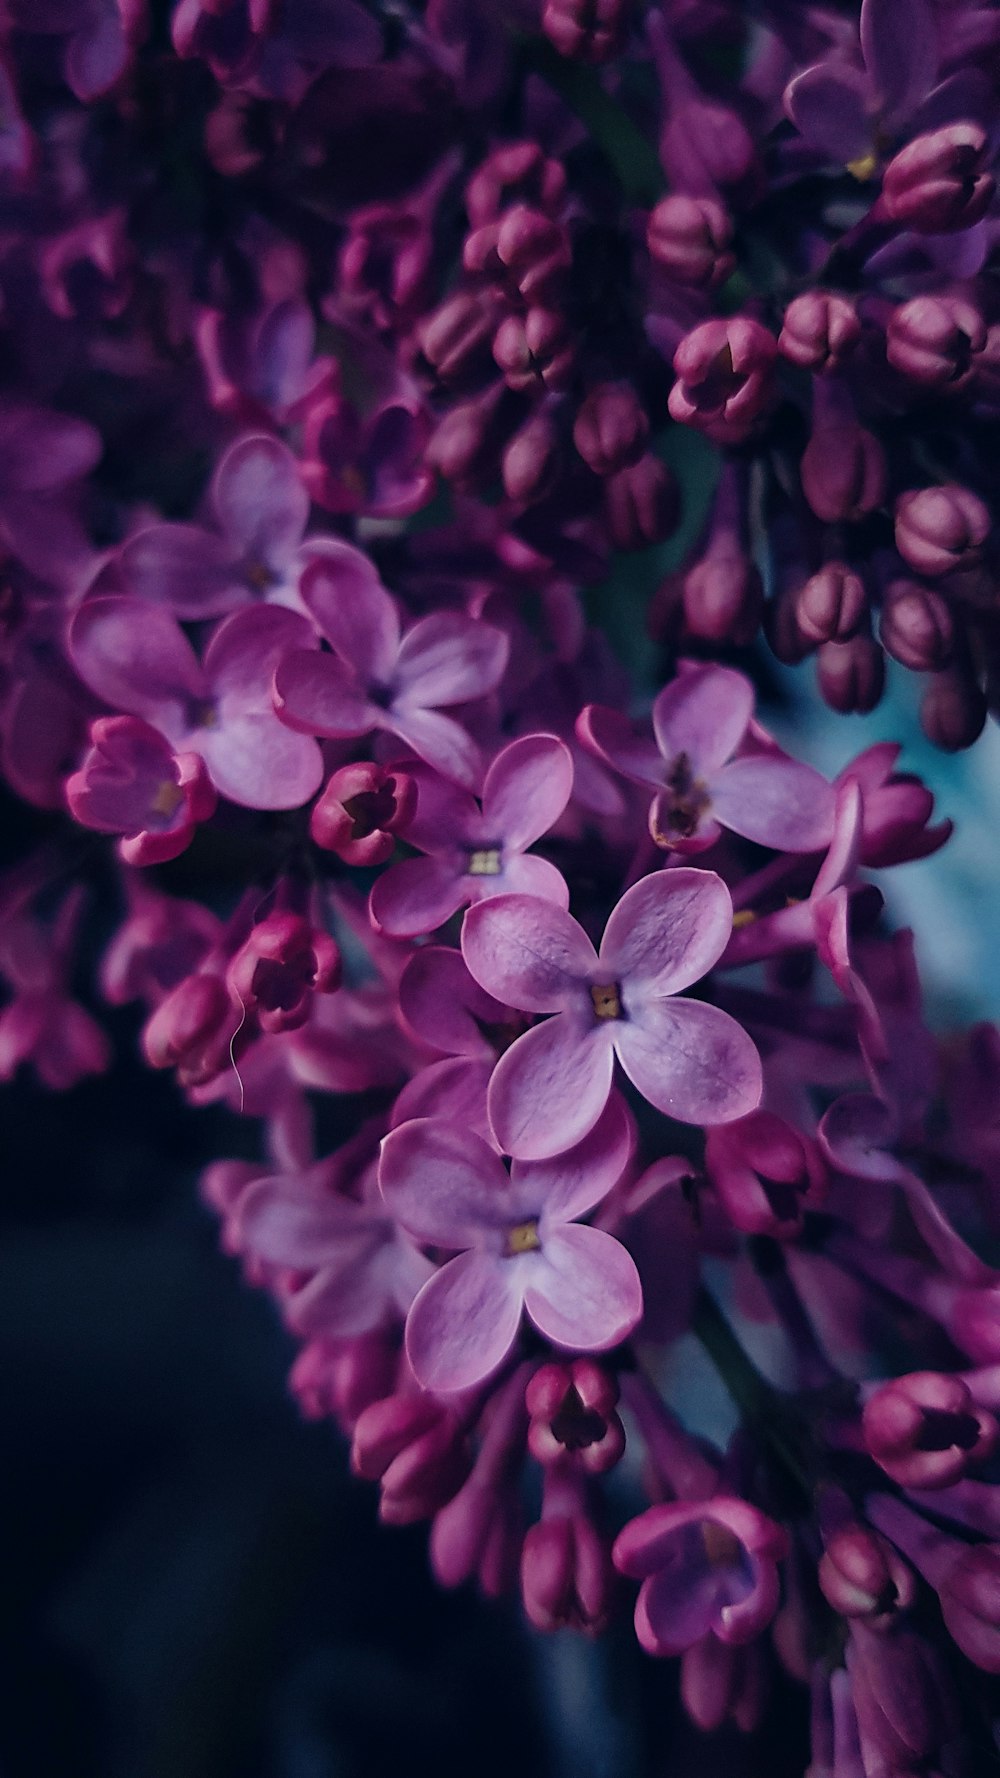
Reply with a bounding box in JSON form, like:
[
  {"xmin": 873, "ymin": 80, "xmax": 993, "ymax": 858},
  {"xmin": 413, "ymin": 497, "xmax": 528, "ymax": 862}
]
[{"xmin": 613, "ymin": 1497, "xmax": 789, "ymax": 1658}]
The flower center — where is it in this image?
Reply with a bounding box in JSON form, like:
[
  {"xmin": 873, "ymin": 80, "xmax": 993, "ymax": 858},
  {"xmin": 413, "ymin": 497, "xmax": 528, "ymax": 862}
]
[
  {"xmin": 467, "ymin": 846, "xmax": 503, "ymax": 876},
  {"xmin": 506, "ymin": 1219, "xmax": 541, "ymax": 1256},
  {"xmin": 243, "ymin": 557, "xmax": 274, "ymax": 592},
  {"xmin": 150, "ymin": 778, "xmax": 184, "ymax": 820},
  {"xmin": 651, "ymin": 750, "xmax": 711, "ymax": 845},
  {"xmin": 590, "ymin": 981, "xmax": 622, "ymax": 1021},
  {"xmin": 701, "ymin": 1521, "xmax": 742, "ymax": 1567},
  {"xmin": 192, "ymin": 699, "xmax": 218, "ymax": 729}
]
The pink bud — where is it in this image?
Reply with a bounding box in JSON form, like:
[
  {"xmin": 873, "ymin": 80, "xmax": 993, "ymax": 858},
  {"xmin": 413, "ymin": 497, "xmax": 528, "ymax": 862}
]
[
  {"xmin": 895, "ymin": 484, "xmax": 990, "ymax": 577},
  {"xmin": 646, "ymin": 193, "xmax": 734, "ymax": 288},
  {"xmin": 940, "ymin": 1545, "xmax": 1000, "ymax": 1673},
  {"xmin": 801, "ymin": 382, "xmax": 886, "ymax": 524},
  {"xmin": 502, "ymin": 409, "xmax": 561, "ymax": 502},
  {"xmin": 492, "ymin": 306, "xmax": 575, "ymax": 391},
  {"xmin": 706, "ymin": 1110, "xmax": 827, "ymax": 1239},
  {"xmin": 290, "ymin": 1333, "xmax": 397, "ymax": 1429},
  {"xmin": 680, "ymin": 1636, "xmax": 765, "ymax": 1733},
  {"xmin": 862, "ymin": 1371, "xmax": 998, "ymax": 1489},
  {"xmin": 426, "ymin": 395, "xmax": 502, "ymax": 485},
  {"xmin": 419, "ymin": 291, "xmax": 499, "ymax": 383},
  {"xmin": 520, "ymin": 1512, "xmax": 614, "ymax": 1632},
  {"xmin": 226, "ymin": 912, "xmax": 341, "ymax": 1034},
  {"xmin": 525, "ymin": 1359, "xmax": 626, "ymax": 1474},
  {"xmin": 779, "ymin": 292, "xmax": 861, "ymax": 374},
  {"xmin": 817, "ymin": 635, "xmax": 885, "ymax": 714},
  {"xmin": 887, "ymin": 292, "xmax": 986, "ymax": 387},
  {"xmin": 465, "ymin": 143, "xmax": 566, "ymax": 226},
  {"xmin": 542, "ymin": 0, "xmax": 631, "ymax": 63},
  {"xmin": 796, "ymin": 563, "xmax": 867, "ymax": 645},
  {"xmin": 879, "ymin": 581, "xmax": 953, "ymax": 671},
  {"xmin": 819, "ymin": 1525, "xmax": 916, "ymax": 1630},
  {"xmin": 494, "ymin": 204, "xmax": 571, "ymax": 305},
  {"xmin": 310, "ymin": 762, "xmax": 417, "ymax": 865},
  {"xmin": 603, "ymin": 452, "xmax": 679, "ymax": 550},
  {"xmin": 684, "ymin": 549, "xmax": 763, "ymax": 645},
  {"xmin": 352, "ymin": 1392, "xmax": 471, "ymax": 1525},
  {"xmin": 142, "ymin": 970, "xmax": 231, "ymax": 1072},
  {"xmin": 882, "ymin": 123, "xmax": 996, "ymax": 233},
  {"xmin": 920, "ymin": 660, "xmax": 987, "ymax": 751},
  {"xmin": 669, "ymin": 316, "xmax": 777, "ymax": 442},
  {"xmin": 573, "ymin": 381, "xmax": 649, "ymax": 476}
]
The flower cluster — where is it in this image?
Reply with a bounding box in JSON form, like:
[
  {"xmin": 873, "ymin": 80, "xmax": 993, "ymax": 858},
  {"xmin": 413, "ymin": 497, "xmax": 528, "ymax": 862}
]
[{"xmin": 2, "ymin": 1, "xmax": 1000, "ymax": 1772}]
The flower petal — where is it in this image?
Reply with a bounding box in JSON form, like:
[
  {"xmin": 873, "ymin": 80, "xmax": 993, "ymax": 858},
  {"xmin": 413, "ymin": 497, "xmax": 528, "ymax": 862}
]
[
  {"xmin": 212, "ymin": 432, "xmax": 308, "ymax": 569},
  {"xmin": 387, "ymin": 705, "xmax": 483, "ymax": 791},
  {"xmin": 299, "ymin": 545, "xmax": 400, "ymax": 681},
  {"xmin": 614, "ymin": 996, "xmax": 762, "ymax": 1126},
  {"xmin": 491, "ymin": 852, "xmax": 570, "ymax": 910},
  {"xmin": 119, "ymin": 523, "xmax": 245, "ymax": 619},
  {"xmin": 462, "ymin": 895, "xmax": 596, "ymax": 1013},
  {"xmin": 195, "ymin": 711, "xmax": 323, "ymax": 809},
  {"xmin": 380, "ymin": 1116, "xmax": 509, "ymax": 1246},
  {"xmin": 206, "ymin": 604, "xmax": 317, "ymax": 713},
  {"xmin": 520, "ymin": 1092, "xmax": 633, "ymax": 1223},
  {"xmin": 405, "ymin": 1249, "xmax": 524, "ymax": 1392},
  {"xmin": 488, "ymin": 1013, "xmax": 615, "ymax": 1160},
  {"xmin": 524, "ymin": 1222, "xmax": 642, "ymax": 1351},
  {"xmin": 273, "ymin": 647, "xmax": 379, "ymax": 737},
  {"xmin": 710, "ymin": 756, "xmax": 835, "ymax": 852},
  {"xmin": 397, "ymin": 946, "xmax": 507, "ymax": 1057},
  {"xmin": 237, "ymin": 1174, "xmax": 372, "ymax": 1267},
  {"xmin": 370, "ymin": 855, "xmax": 467, "ymax": 938},
  {"xmin": 394, "ymin": 612, "xmax": 508, "ymax": 709},
  {"xmin": 390, "ymin": 1057, "xmax": 495, "ymax": 1148},
  {"xmin": 69, "ymin": 596, "xmax": 206, "ymax": 731},
  {"xmin": 576, "ymin": 703, "xmax": 664, "ymax": 789},
  {"xmin": 651, "ymin": 665, "xmax": 754, "ymax": 777},
  {"xmin": 784, "ymin": 61, "xmax": 874, "ymax": 165},
  {"xmin": 861, "ymin": 0, "xmax": 936, "ymax": 126},
  {"xmin": 396, "ymin": 761, "xmax": 478, "ymax": 855},
  {"xmin": 480, "ymin": 733, "xmax": 574, "ymax": 850},
  {"xmin": 600, "ymin": 869, "xmax": 734, "ymax": 996}
]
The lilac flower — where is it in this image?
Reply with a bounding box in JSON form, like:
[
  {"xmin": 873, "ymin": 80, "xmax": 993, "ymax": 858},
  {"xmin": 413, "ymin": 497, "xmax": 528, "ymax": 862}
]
[
  {"xmin": 300, "ymin": 388, "xmax": 434, "ymax": 520},
  {"xmin": 378, "ymin": 1099, "xmax": 640, "ymax": 1393},
  {"xmin": 273, "ymin": 551, "xmax": 508, "ymax": 790},
  {"xmin": 579, "ymin": 663, "xmax": 835, "ymax": 854},
  {"xmin": 613, "ymin": 1497, "xmax": 789, "ymax": 1658},
  {"xmin": 784, "ymin": 0, "xmax": 939, "ymax": 173},
  {"xmin": 65, "ymin": 715, "xmax": 216, "ymax": 865},
  {"xmin": 391, "ymin": 944, "xmax": 529, "ymax": 1142},
  {"xmin": 69, "ymin": 598, "xmax": 323, "ymax": 809},
  {"xmin": 119, "ymin": 434, "xmax": 312, "ymax": 620},
  {"xmin": 370, "ymin": 734, "xmax": 572, "ymax": 937},
  {"xmin": 462, "ymin": 868, "xmax": 762, "ymax": 1160}
]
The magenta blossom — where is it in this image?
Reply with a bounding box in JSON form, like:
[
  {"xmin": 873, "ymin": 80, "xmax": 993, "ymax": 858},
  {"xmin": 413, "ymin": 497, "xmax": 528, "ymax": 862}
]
[
  {"xmin": 613, "ymin": 1496, "xmax": 789, "ymax": 1658},
  {"xmin": 391, "ymin": 944, "xmax": 530, "ymax": 1142},
  {"xmin": 378, "ymin": 1099, "xmax": 640, "ymax": 1393},
  {"xmin": 273, "ymin": 552, "xmax": 508, "ymax": 790},
  {"xmin": 119, "ymin": 434, "xmax": 312, "ymax": 620},
  {"xmin": 462, "ymin": 869, "xmax": 762, "ymax": 1160},
  {"xmin": 68, "ymin": 599, "xmax": 323, "ymax": 810},
  {"xmin": 579, "ymin": 663, "xmax": 834, "ymax": 853},
  {"xmin": 66, "ymin": 715, "xmax": 216, "ymax": 865},
  {"xmin": 370, "ymin": 735, "xmax": 572, "ymax": 937}
]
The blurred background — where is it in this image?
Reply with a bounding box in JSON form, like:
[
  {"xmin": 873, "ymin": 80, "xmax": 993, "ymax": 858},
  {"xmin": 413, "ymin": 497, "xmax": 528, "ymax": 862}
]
[{"xmin": 4, "ymin": 667, "xmax": 997, "ymax": 1778}]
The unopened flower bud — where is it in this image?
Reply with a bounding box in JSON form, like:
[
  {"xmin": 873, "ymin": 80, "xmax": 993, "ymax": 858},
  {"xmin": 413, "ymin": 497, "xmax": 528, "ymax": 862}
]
[
  {"xmin": 801, "ymin": 381, "xmax": 886, "ymax": 524},
  {"xmin": 526, "ymin": 1359, "xmax": 626, "ymax": 1473},
  {"xmin": 502, "ymin": 409, "xmax": 561, "ymax": 502},
  {"xmin": 603, "ymin": 453, "xmax": 679, "ymax": 550},
  {"xmin": 796, "ymin": 563, "xmax": 867, "ymax": 645},
  {"xmin": 494, "ymin": 204, "xmax": 571, "ymax": 305},
  {"xmin": 493, "ymin": 306, "xmax": 575, "ymax": 391},
  {"xmin": 142, "ymin": 971, "xmax": 231, "ymax": 1072},
  {"xmin": 706, "ymin": 1110, "xmax": 827, "ymax": 1239},
  {"xmin": 880, "ymin": 581, "xmax": 954, "ymax": 671},
  {"xmin": 310, "ymin": 762, "xmax": 417, "ymax": 865},
  {"xmin": 426, "ymin": 395, "xmax": 502, "ymax": 485},
  {"xmin": 542, "ymin": 0, "xmax": 632, "ymax": 63},
  {"xmin": 863, "ymin": 1371, "xmax": 998, "ymax": 1489},
  {"xmin": 817, "ymin": 635, "xmax": 885, "ymax": 713},
  {"xmin": 465, "ymin": 143, "xmax": 566, "ymax": 226},
  {"xmin": 819, "ymin": 1525, "xmax": 916, "ymax": 1629},
  {"xmin": 669, "ymin": 316, "xmax": 777, "ymax": 442},
  {"xmin": 920, "ymin": 660, "xmax": 987, "ymax": 751},
  {"xmin": 573, "ymin": 381, "xmax": 649, "ymax": 476},
  {"xmin": 882, "ymin": 123, "xmax": 995, "ymax": 233},
  {"xmin": 646, "ymin": 193, "xmax": 734, "ymax": 288},
  {"xmin": 520, "ymin": 1512, "xmax": 615, "ymax": 1632},
  {"xmin": 419, "ymin": 291, "xmax": 499, "ymax": 383},
  {"xmin": 684, "ymin": 549, "xmax": 763, "ymax": 646},
  {"xmin": 895, "ymin": 485, "xmax": 990, "ymax": 578},
  {"xmin": 779, "ymin": 292, "xmax": 861, "ymax": 374},
  {"xmin": 290, "ymin": 1333, "xmax": 397, "ymax": 1429},
  {"xmin": 227, "ymin": 912, "xmax": 341, "ymax": 1034},
  {"xmin": 887, "ymin": 293, "xmax": 987, "ymax": 387},
  {"xmin": 940, "ymin": 1546, "xmax": 1000, "ymax": 1673},
  {"xmin": 352, "ymin": 1392, "xmax": 471, "ymax": 1525}
]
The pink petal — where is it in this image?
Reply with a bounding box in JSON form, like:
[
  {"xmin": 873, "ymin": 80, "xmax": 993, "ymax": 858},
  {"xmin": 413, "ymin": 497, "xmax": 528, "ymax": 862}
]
[
  {"xmin": 206, "ymin": 604, "xmax": 317, "ymax": 712},
  {"xmin": 651, "ymin": 665, "xmax": 754, "ymax": 777},
  {"xmin": 0, "ymin": 403, "xmax": 100, "ymax": 491},
  {"xmin": 397, "ymin": 946, "xmax": 504, "ymax": 1056},
  {"xmin": 195, "ymin": 711, "xmax": 323, "ymax": 810},
  {"xmin": 480, "ymin": 733, "xmax": 574, "ymax": 850},
  {"xmin": 405, "ymin": 1249, "xmax": 524, "ymax": 1391},
  {"xmin": 462, "ymin": 894, "xmax": 597, "ymax": 1013},
  {"xmin": 397, "ymin": 761, "xmax": 479, "ymax": 855},
  {"xmin": 519, "ymin": 1092, "xmax": 633, "ymax": 1223},
  {"xmin": 784, "ymin": 61, "xmax": 874, "ymax": 164},
  {"xmin": 390, "ymin": 1057, "xmax": 495, "ymax": 1146},
  {"xmin": 212, "ymin": 432, "xmax": 309, "ymax": 569},
  {"xmin": 600, "ymin": 869, "xmax": 734, "ymax": 997},
  {"xmin": 709, "ymin": 756, "xmax": 835, "ymax": 852},
  {"xmin": 387, "ymin": 705, "xmax": 483, "ymax": 791},
  {"xmin": 370, "ymin": 855, "xmax": 467, "ymax": 937},
  {"xmin": 490, "ymin": 852, "xmax": 569, "ymax": 909},
  {"xmin": 576, "ymin": 703, "xmax": 663, "ymax": 789},
  {"xmin": 120, "ymin": 523, "xmax": 245, "ymax": 619},
  {"xmin": 273, "ymin": 648, "xmax": 380, "ymax": 737},
  {"xmin": 69, "ymin": 596, "xmax": 205, "ymax": 732},
  {"xmin": 394, "ymin": 612, "xmax": 509, "ymax": 708},
  {"xmin": 300, "ymin": 546, "xmax": 400, "ymax": 682},
  {"xmin": 488, "ymin": 1013, "xmax": 615, "ymax": 1160},
  {"xmin": 238, "ymin": 1175, "xmax": 372, "ymax": 1266},
  {"xmin": 379, "ymin": 1116, "xmax": 509, "ymax": 1246},
  {"xmin": 524, "ymin": 1222, "xmax": 642, "ymax": 1351},
  {"xmin": 861, "ymin": 0, "xmax": 936, "ymax": 125},
  {"xmin": 614, "ymin": 996, "xmax": 762, "ymax": 1126}
]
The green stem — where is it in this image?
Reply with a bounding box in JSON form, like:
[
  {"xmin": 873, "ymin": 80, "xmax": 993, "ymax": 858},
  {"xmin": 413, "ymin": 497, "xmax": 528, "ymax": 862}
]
[
  {"xmin": 692, "ymin": 1286, "xmax": 769, "ymax": 1420},
  {"xmin": 522, "ymin": 41, "xmax": 664, "ymax": 206}
]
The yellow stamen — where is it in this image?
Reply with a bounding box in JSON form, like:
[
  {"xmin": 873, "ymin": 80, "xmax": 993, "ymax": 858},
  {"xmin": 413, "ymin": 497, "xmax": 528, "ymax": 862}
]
[
  {"xmin": 506, "ymin": 1220, "xmax": 541, "ymax": 1256},
  {"xmin": 731, "ymin": 909, "xmax": 757, "ymax": 930},
  {"xmin": 151, "ymin": 779, "xmax": 184, "ymax": 818},
  {"xmin": 702, "ymin": 1521, "xmax": 741, "ymax": 1566},
  {"xmin": 467, "ymin": 847, "xmax": 502, "ymax": 876},
  {"xmin": 590, "ymin": 982, "xmax": 622, "ymax": 1021},
  {"xmin": 847, "ymin": 150, "xmax": 878, "ymax": 182}
]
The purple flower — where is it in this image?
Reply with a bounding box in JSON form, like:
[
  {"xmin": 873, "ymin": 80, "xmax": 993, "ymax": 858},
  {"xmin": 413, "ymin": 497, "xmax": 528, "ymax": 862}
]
[
  {"xmin": 668, "ymin": 318, "xmax": 777, "ymax": 444},
  {"xmin": 68, "ymin": 598, "xmax": 323, "ymax": 809},
  {"xmin": 65, "ymin": 715, "xmax": 216, "ymax": 864},
  {"xmin": 462, "ymin": 868, "xmax": 762, "ymax": 1160},
  {"xmin": 119, "ymin": 434, "xmax": 311, "ymax": 620},
  {"xmin": 273, "ymin": 551, "xmax": 508, "ymax": 790},
  {"xmin": 391, "ymin": 944, "xmax": 529, "ymax": 1142},
  {"xmin": 378, "ymin": 1099, "xmax": 641, "ymax": 1392},
  {"xmin": 300, "ymin": 389, "xmax": 434, "ymax": 520},
  {"xmin": 370, "ymin": 734, "xmax": 572, "ymax": 937},
  {"xmin": 613, "ymin": 1496, "xmax": 789, "ymax": 1658},
  {"xmin": 784, "ymin": 0, "xmax": 939, "ymax": 172},
  {"xmin": 579, "ymin": 662, "xmax": 835, "ymax": 854}
]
